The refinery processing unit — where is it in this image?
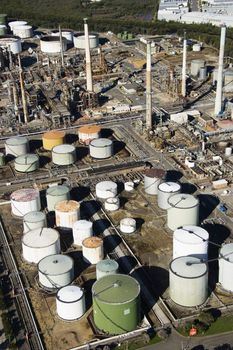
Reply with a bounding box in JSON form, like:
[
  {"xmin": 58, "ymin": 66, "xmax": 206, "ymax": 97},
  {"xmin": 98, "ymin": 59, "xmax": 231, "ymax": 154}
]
[{"xmin": 1, "ymin": 10, "xmax": 233, "ymax": 350}]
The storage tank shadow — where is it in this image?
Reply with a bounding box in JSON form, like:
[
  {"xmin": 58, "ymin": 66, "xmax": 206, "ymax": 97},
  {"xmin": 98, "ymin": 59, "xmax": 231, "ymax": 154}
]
[
  {"xmin": 180, "ymin": 182, "xmax": 197, "ymax": 194},
  {"xmin": 113, "ymin": 140, "xmax": 126, "ymax": 154},
  {"xmin": 71, "ymin": 186, "xmax": 90, "ymax": 202},
  {"xmin": 117, "ymin": 256, "xmax": 138, "ymax": 275},
  {"xmin": 141, "ymin": 266, "xmax": 169, "ymax": 300},
  {"xmin": 39, "ymin": 155, "xmax": 51, "ymax": 167},
  {"xmin": 135, "ymin": 218, "xmax": 145, "ymax": 231},
  {"xmin": 93, "ymin": 218, "xmax": 111, "ymax": 236},
  {"xmin": 82, "ymin": 278, "xmax": 96, "ymax": 311},
  {"xmin": 65, "ymin": 133, "xmax": 79, "ymax": 144},
  {"xmin": 81, "ymin": 200, "xmax": 101, "ymax": 218},
  {"xmin": 101, "ymin": 128, "xmax": 113, "ymax": 138},
  {"xmin": 29, "ymin": 139, "xmax": 42, "ymax": 152},
  {"xmin": 76, "ymin": 146, "xmax": 88, "ymax": 161},
  {"xmin": 197, "ymin": 194, "xmax": 219, "ymax": 222},
  {"xmin": 165, "ymin": 169, "xmax": 183, "ymax": 182},
  {"xmin": 56, "ymin": 227, "xmax": 74, "ymax": 251},
  {"xmin": 21, "ymin": 55, "xmax": 37, "ymax": 68},
  {"xmin": 103, "ymin": 234, "xmax": 122, "ymax": 254},
  {"xmin": 67, "ymin": 250, "xmax": 90, "ymax": 277}
]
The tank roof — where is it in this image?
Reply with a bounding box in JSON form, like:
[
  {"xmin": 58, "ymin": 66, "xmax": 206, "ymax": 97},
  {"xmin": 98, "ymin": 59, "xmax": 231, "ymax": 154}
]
[
  {"xmin": 90, "ymin": 138, "xmax": 112, "ymax": 147},
  {"xmin": 43, "ymin": 130, "xmax": 65, "ymax": 139},
  {"xmin": 46, "ymin": 185, "xmax": 70, "ymax": 196},
  {"xmin": 96, "ymin": 259, "xmax": 119, "ymax": 273},
  {"xmin": 23, "ymin": 211, "xmax": 45, "ymax": 223},
  {"xmin": 41, "ymin": 35, "xmax": 66, "ymax": 42},
  {"xmin": 73, "ymin": 220, "xmax": 92, "ymax": 229},
  {"xmin": 6, "ymin": 136, "xmax": 28, "ymax": 145},
  {"xmin": 22, "ymin": 228, "xmax": 59, "ymax": 248},
  {"xmin": 57, "ymin": 285, "xmax": 83, "ymax": 302},
  {"xmin": 174, "ymin": 225, "xmax": 209, "ymax": 244},
  {"xmin": 82, "ymin": 236, "xmax": 103, "ymax": 248},
  {"xmin": 52, "ymin": 144, "xmax": 75, "ymax": 153},
  {"xmin": 168, "ymin": 194, "xmax": 199, "ymax": 209},
  {"xmin": 11, "ymin": 188, "xmax": 39, "ymax": 202},
  {"xmin": 106, "ymin": 197, "xmax": 119, "ymax": 204},
  {"xmin": 120, "ymin": 218, "xmax": 136, "ymax": 226},
  {"xmin": 158, "ymin": 182, "xmax": 181, "ymax": 193},
  {"xmin": 38, "ymin": 254, "xmax": 74, "ymax": 275},
  {"xmin": 55, "ymin": 200, "xmax": 79, "ymax": 212},
  {"xmin": 144, "ymin": 168, "xmax": 165, "ymax": 179},
  {"xmin": 220, "ymin": 243, "xmax": 233, "ymax": 263},
  {"xmin": 8, "ymin": 20, "xmax": 27, "ymax": 27},
  {"xmin": 79, "ymin": 125, "xmax": 101, "ymax": 134},
  {"xmin": 96, "ymin": 181, "xmax": 117, "ymax": 191},
  {"xmin": 170, "ymin": 256, "xmax": 207, "ymax": 278},
  {"xmin": 92, "ymin": 274, "xmax": 140, "ymax": 304},
  {"xmin": 15, "ymin": 154, "xmax": 39, "ymax": 165}
]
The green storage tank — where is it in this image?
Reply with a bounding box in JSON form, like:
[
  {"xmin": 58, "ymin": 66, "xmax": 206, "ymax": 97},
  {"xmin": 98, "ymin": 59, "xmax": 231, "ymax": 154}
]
[
  {"xmin": 92, "ymin": 274, "xmax": 140, "ymax": 334},
  {"xmin": 0, "ymin": 14, "xmax": 7, "ymax": 25},
  {"xmin": 117, "ymin": 33, "xmax": 122, "ymax": 39}
]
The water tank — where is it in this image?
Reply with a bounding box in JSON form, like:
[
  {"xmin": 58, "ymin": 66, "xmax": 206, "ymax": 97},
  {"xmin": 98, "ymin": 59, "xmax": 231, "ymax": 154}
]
[
  {"xmin": 120, "ymin": 218, "xmax": 136, "ymax": 234},
  {"xmin": 92, "ymin": 274, "xmax": 140, "ymax": 334},
  {"xmin": 42, "ymin": 131, "xmax": 65, "ymax": 151},
  {"xmin": 0, "ymin": 14, "xmax": 7, "ymax": 25},
  {"xmin": 199, "ymin": 66, "xmax": 207, "ymax": 80},
  {"xmin": 173, "ymin": 225, "xmax": 209, "ymax": 260},
  {"xmin": 56, "ymin": 285, "xmax": 85, "ymax": 320},
  {"xmin": 104, "ymin": 197, "xmax": 120, "ymax": 211},
  {"xmin": 219, "ymin": 243, "xmax": 233, "ymax": 292},
  {"xmin": 82, "ymin": 237, "xmax": 104, "ymax": 264},
  {"xmin": 169, "ymin": 256, "xmax": 208, "ymax": 307},
  {"xmin": 225, "ymin": 147, "xmax": 232, "ymax": 157},
  {"xmin": 11, "ymin": 188, "xmax": 41, "ymax": 217},
  {"xmin": 5, "ymin": 136, "xmax": 29, "ymax": 157},
  {"xmin": 74, "ymin": 33, "xmax": 99, "ymax": 49},
  {"xmin": 40, "ymin": 35, "xmax": 67, "ymax": 54},
  {"xmin": 13, "ymin": 25, "xmax": 33, "ymax": 38},
  {"xmin": 23, "ymin": 211, "xmax": 47, "ymax": 233},
  {"xmin": 192, "ymin": 43, "xmax": 201, "ymax": 52},
  {"xmin": 0, "ymin": 25, "xmax": 7, "ymax": 36},
  {"xmin": 22, "ymin": 228, "xmax": 60, "ymax": 264},
  {"xmin": 46, "ymin": 185, "xmax": 70, "ymax": 211},
  {"xmin": 73, "ymin": 220, "xmax": 93, "ymax": 246},
  {"xmin": 157, "ymin": 182, "xmax": 181, "ymax": 210},
  {"xmin": 144, "ymin": 168, "xmax": 165, "ymax": 195},
  {"xmin": 52, "ymin": 144, "xmax": 76, "ymax": 166},
  {"xmin": 124, "ymin": 181, "xmax": 134, "ymax": 192},
  {"xmin": 78, "ymin": 125, "xmax": 101, "ymax": 145},
  {"xmin": 89, "ymin": 138, "xmax": 113, "ymax": 159},
  {"xmin": 0, "ymin": 35, "xmax": 22, "ymax": 54},
  {"xmin": 96, "ymin": 181, "xmax": 117, "ymax": 199},
  {"xmin": 8, "ymin": 20, "xmax": 27, "ymax": 31},
  {"xmin": 55, "ymin": 200, "xmax": 80, "ymax": 229},
  {"xmin": 96, "ymin": 259, "xmax": 119, "ymax": 280},
  {"xmin": 191, "ymin": 59, "xmax": 205, "ymax": 76},
  {"xmin": 38, "ymin": 254, "xmax": 74, "ymax": 289},
  {"xmin": 167, "ymin": 194, "xmax": 199, "ymax": 230},
  {"xmin": 51, "ymin": 30, "xmax": 73, "ymax": 44},
  {"xmin": 14, "ymin": 154, "xmax": 39, "ymax": 173}
]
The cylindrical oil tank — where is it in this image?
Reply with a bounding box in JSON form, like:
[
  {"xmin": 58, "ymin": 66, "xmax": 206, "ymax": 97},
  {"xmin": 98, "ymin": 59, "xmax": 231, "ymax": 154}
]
[
  {"xmin": 96, "ymin": 181, "xmax": 117, "ymax": 199},
  {"xmin": 52, "ymin": 144, "xmax": 76, "ymax": 166},
  {"xmin": 5, "ymin": 136, "xmax": 29, "ymax": 157},
  {"xmin": 157, "ymin": 182, "xmax": 181, "ymax": 210},
  {"xmin": 120, "ymin": 218, "xmax": 136, "ymax": 234},
  {"xmin": 199, "ymin": 66, "xmax": 207, "ymax": 80},
  {"xmin": 22, "ymin": 228, "xmax": 60, "ymax": 264},
  {"xmin": 8, "ymin": 21, "xmax": 27, "ymax": 31},
  {"xmin": 73, "ymin": 220, "xmax": 93, "ymax": 246},
  {"xmin": 225, "ymin": 147, "xmax": 232, "ymax": 157},
  {"xmin": 104, "ymin": 197, "xmax": 120, "ymax": 211},
  {"xmin": 0, "ymin": 14, "xmax": 7, "ymax": 25},
  {"xmin": 42, "ymin": 131, "xmax": 65, "ymax": 151},
  {"xmin": 190, "ymin": 59, "xmax": 205, "ymax": 76},
  {"xmin": 56, "ymin": 285, "xmax": 85, "ymax": 320},
  {"xmin": 46, "ymin": 185, "xmax": 70, "ymax": 211},
  {"xmin": 167, "ymin": 194, "xmax": 199, "ymax": 231},
  {"xmin": 169, "ymin": 256, "xmax": 208, "ymax": 307},
  {"xmin": 23, "ymin": 211, "xmax": 47, "ymax": 233},
  {"xmin": 82, "ymin": 237, "xmax": 104, "ymax": 264},
  {"xmin": 55, "ymin": 200, "xmax": 80, "ymax": 229},
  {"xmin": 96, "ymin": 259, "xmax": 119, "ymax": 280},
  {"xmin": 0, "ymin": 152, "xmax": 5, "ymax": 166},
  {"xmin": 78, "ymin": 125, "xmax": 101, "ymax": 145},
  {"xmin": 40, "ymin": 35, "xmax": 67, "ymax": 54},
  {"xmin": 11, "ymin": 188, "xmax": 41, "ymax": 217},
  {"xmin": 38, "ymin": 254, "xmax": 74, "ymax": 289},
  {"xmin": 219, "ymin": 243, "xmax": 233, "ymax": 292},
  {"xmin": 224, "ymin": 70, "xmax": 233, "ymax": 85},
  {"xmin": 13, "ymin": 25, "xmax": 33, "ymax": 39},
  {"xmin": 89, "ymin": 138, "xmax": 113, "ymax": 159},
  {"xmin": 0, "ymin": 35, "xmax": 22, "ymax": 54},
  {"xmin": 14, "ymin": 154, "xmax": 39, "ymax": 173},
  {"xmin": 144, "ymin": 168, "xmax": 166, "ymax": 195},
  {"xmin": 0, "ymin": 25, "xmax": 7, "ymax": 36},
  {"xmin": 92, "ymin": 274, "xmax": 140, "ymax": 334},
  {"xmin": 74, "ymin": 33, "xmax": 99, "ymax": 49},
  {"xmin": 124, "ymin": 181, "xmax": 134, "ymax": 192},
  {"xmin": 192, "ymin": 43, "xmax": 201, "ymax": 52},
  {"xmin": 173, "ymin": 225, "xmax": 209, "ymax": 260},
  {"xmin": 51, "ymin": 30, "xmax": 73, "ymax": 44}
]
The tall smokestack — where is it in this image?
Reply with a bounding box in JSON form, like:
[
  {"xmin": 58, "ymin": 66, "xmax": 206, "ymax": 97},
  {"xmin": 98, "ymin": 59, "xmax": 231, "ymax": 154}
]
[
  {"xmin": 181, "ymin": 33, "xmax": 187, "ymax": 97},
  {"xmin": 146, "ymin": 41, "xmax": 152, "ymax": 129},
  {"xmin": 18, "ymin": 55, "xmax": 28, "ymax": 123},
  {"xmin": 59, "ymin": 25, "xmax": 64, "ymax": 67},
  {"xmin": 215, "ymin": 25, "xmax": 226, "ymax": 116},
  {"xmin": 84, "ymin": 18, "xmax": 93, "ymax": 92}
]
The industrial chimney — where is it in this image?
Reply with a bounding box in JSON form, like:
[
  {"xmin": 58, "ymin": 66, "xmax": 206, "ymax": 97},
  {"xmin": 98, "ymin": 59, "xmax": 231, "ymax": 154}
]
[
  {"xmin": 181, "ymin": 33, "xmax": 187, "ymax": 97},
  {"xmin": 215, "ymin": 25, "xmax": 226, "ymax": 116},
  {"xmin": 84, "ymin": 18, "xmax": 93, "ymax": 92},
  {"xmin": 146, "ymin": 41, "xmax": 152, "ymax": 129}
]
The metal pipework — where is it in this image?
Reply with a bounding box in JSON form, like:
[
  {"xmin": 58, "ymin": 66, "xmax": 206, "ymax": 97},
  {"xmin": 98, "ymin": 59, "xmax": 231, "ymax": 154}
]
[
  {"xmin": 181, "ymin": 34, "xmax": 187, "ymax": 97},
  {"xmin": 215, "ymin": 25, "xmax": 226, "ymax": 116},
  {"xmin": 18, "ymin": 55, "xmax": 28, "ymax": 123},
  {"xmin": 84, "ymin": 18, "xmax": 93, "ymax": 92},
  {"xmin": 146, "ymin": 41, "xmax": 152, "ymax": 129}
]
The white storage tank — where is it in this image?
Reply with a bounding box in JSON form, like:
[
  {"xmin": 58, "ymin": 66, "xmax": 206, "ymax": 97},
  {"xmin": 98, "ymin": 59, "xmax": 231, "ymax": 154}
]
[
  {"xmin": 199, "ymin": 66, "xmax": 207, "ymax": 80},
  {"xmin": 13, "ymin": 25, "xmax": 33, "ymax": 38},
  {"xmin": 55, "ymin": 200, "xmax": 80, "ymax": 229},
  {"xmin": 56, "ymin": 285, "xmax": 85, "ymax": 321},
  {"xmin": 22, "ymin": 228, "xmax": 60, "ymax": 264},
  {"xmin": 167, "ymin": 194, "xmax": 199, "ymax": 231},
  {"xmin": 219, "ymin": 243, "xmax": 233, "ymax": 292},
  {"xmin": 73, "ymin": 220, "xmax": 93, "ymax": 246},
  {"xmin": 52, "ymin": 144, "xmax": 76, "ymax": 166},
  {"xmin": 192, "ymin": 43, "xmax": 201, "ymax": 52},
  {"xmin": 104, "ymin": 197, "xmax": 120, "ymax": 211},
  {"xmin": 46, "ymin": 185, "xmax": 70, "ymax": 211},
  {"xmin": 225, "ymin": 147, "xmax": 232, "ymax": 157},
  {"xmin": 14, "ymin": 154, "xmax": 39, "ymax": 173},
  {"xmin": 96, "ymin": 181, "xmax": 117, "ymax": 199},
  {"xmin": 74, "ymin": 33, "xmax": 99, "ymax": 49},
  {"xmin": 120, "ymin": 218, "xmax": 136, "ymax": 234},
  {"xmin": 89, "ymin": 138, "xmax": 113, "ymax": 159},
  {"xmin": 11, "ymin": 188, "xmax": 41, "ymax": 218},
  {"xmin": 82, "ymin": 237, "xmax": 104, "ymax": 264},
  {"xmin": 40, "ymin": 35, "xmax": 67, "ymax": 54},
  {"xmin": 144, "ymin": 168, "xmax": 165, "ymax": 195},
  {"xmin": 169, "ymin": 256, "xmax": 208, "ymax": 307},
  {"xmin": 173, "ymin": 225, "xmax": 209, "ymax": 260},
  {"xmin": 51, "ymin": 30, "xmax": 73, "ymax": 44},
  {"xmin": 5, "ymin": 136, "xmax": 29, "ymax": 157},
  {"xmin": 78, "ymin": 125, "xmax": 101, "ymax": 145},
  {"xmin": 96, "ymin": 259, "xmax": 119, "ymax": 280},
  {"xmin": 157, "ymin": 182, "xmax": 181, "ymax": 210},
  {"xmin": 0, "ymin": 35, "xmax": 22, "ymax": 54},
  {"xmin": 38, "ymin": 254, "xmax": 74, "ymax": 289},
  {"xmin": 8, "ymin": 20, "xmax": 27, "ymax": 31},
  {"xmin": 23, "ymin": 211, "xmax": 47, "ymax": 233},
  {"xmin": 190, "ymin": 59, "xmax": 205, "ymax": 77},
  {"xmin": 124, "ymin": 181, "xmax": 134, "ymax": 192}
]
